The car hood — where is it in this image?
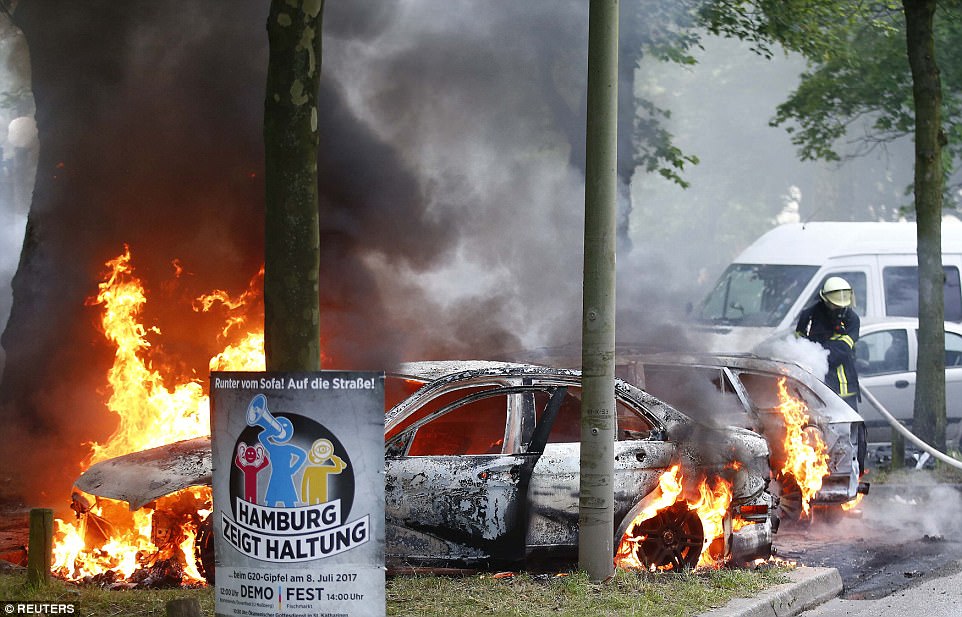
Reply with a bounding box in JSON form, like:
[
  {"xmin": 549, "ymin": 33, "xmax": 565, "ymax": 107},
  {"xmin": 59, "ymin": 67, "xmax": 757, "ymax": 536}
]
[{"xmin": 74, "ymin": 436, "xmax": 212, "ymax": 510}]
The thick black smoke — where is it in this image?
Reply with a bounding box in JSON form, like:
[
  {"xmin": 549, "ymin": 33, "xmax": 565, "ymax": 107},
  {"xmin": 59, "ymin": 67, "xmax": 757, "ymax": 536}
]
[
  {"xmin": 0, "ymin": 1, "xmax": 272, "ymax": 505},
  {"xmin": 0, "ymin": 1, "xmax": 602, "ymax": 505},
  {"xmin": 0, "ymin": 0, "xmax": 751, "ymax": 506}
]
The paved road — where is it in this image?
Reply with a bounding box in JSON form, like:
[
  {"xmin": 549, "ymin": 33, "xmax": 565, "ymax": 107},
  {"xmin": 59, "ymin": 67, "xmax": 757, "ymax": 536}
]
[
  {"xmin": 774, "ymin": 479, "xmax": 962, "ymax": 601},
  {"xmin": 702, "ymin": 476, "xmax": 962, "ymax": 617},
  {"xmin": 798, "ymin": 561, "xmax": 962, "ymax": 617}
]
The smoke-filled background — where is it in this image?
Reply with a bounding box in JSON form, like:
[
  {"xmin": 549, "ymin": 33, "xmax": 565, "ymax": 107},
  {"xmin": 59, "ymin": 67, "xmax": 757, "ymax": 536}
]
[{"xmin": 0, "ymin": 1, "xmax": 918, "ymax": 506}]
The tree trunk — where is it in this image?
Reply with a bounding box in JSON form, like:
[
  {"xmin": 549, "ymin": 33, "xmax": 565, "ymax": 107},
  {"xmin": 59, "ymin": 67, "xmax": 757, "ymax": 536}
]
[
  {"xmin": 264, "ymin": 0, "xmax": 324, "ymax": 372},
  {"xmin": 903, "ymin": 0, "xmax": 946, "ymax": 450}
]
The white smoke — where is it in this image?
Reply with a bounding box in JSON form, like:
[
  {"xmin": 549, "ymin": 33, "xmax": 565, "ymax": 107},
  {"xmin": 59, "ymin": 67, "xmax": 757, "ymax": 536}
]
[
  {"xmin": 0, "ymin": 17, "xmax": 35, "ymax": 374},
  {"xmin": 752, "ymin": 333, "xmax": 829, "ymax": 380},
  {"xmin": 7, "ymin": 115, "xmax": 36, "ymax": 150}
]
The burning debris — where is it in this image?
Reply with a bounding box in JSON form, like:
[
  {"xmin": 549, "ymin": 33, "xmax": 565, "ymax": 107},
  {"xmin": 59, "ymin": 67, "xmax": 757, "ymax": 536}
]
[
  {"xmin": 55, "ymin": 488, "xmax": 212, "ymax": 588},
  {"xmin": 51, "ymin": 248, "xmax": 262, "ymax": 588}
]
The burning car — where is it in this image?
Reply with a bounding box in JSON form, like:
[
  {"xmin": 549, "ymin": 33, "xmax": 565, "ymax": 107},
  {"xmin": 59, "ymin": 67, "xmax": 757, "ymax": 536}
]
[
  {"xmin": 382, "ymin": 361, "xmax": 775, "ymax": 571},
  {"xmin": 614, "ymin": 352, "xmax": 869, "ymax": 521},
  {"xmin": 70, "ymin": 360, "xmax": 776, "ymax": 579}
]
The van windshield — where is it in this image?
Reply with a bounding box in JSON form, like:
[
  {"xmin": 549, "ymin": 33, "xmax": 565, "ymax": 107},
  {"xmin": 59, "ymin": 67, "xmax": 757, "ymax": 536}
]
[{"xmin": 696, "ymin": 264, "xmax": 819, "ymax": 327}]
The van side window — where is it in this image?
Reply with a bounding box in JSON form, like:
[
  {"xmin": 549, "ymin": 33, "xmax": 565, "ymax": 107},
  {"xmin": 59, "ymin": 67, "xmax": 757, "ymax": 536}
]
[
  {"xmin": 806, "ymin": 272, "xmax": 867, "ymax": 316},
  {"xmin": 883, "ymin": 266, "xmax": 962, "ymax": 321}
]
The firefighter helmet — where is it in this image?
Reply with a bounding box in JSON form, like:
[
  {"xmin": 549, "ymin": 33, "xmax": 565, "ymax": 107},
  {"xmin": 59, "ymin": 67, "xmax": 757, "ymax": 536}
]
[{"xmin": 820, "ymin": 276, "xmax": 853, "ymax": 308}]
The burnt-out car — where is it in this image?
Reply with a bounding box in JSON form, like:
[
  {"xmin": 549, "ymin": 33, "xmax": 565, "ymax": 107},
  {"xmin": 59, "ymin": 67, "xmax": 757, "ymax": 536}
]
[
  {"xmin": 381, "ymin": 361, "xmax": 775, "ymax": 571},
  {"xmin": 74, "ymin": 361, "xmax": 776, "ymax": 576},
  {"xmin": 615, "ymin": 352, "xmax": 869, "ymax": 520}
]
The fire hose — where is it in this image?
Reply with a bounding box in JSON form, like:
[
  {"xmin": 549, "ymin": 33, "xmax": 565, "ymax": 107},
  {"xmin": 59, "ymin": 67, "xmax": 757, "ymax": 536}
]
[{"xmin": 860, "ymin": 385, "xmax": 962, "ymax": 471}]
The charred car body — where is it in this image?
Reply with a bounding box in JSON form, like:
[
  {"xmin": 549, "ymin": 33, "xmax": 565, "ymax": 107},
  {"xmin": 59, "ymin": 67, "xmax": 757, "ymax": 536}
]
[
  {"xmin": 382, "ymin": 361, "xmax": 775, "ymax": 571},
  {"xmin": 74, "ymin": 360, "xmax": 776, "ymax": 576},
  {"xmin": 615, "ymin": 352, "xmax": 869, "ymax": 519}
]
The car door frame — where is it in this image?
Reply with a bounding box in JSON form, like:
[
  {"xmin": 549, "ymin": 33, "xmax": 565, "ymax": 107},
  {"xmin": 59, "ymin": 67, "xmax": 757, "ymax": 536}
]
[{"xmin": 384, "ymin": 380, "xmax": 563, "ymax": 567}]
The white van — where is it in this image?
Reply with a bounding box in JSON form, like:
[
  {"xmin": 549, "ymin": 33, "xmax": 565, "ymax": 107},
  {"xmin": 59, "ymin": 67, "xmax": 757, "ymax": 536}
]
[{"xmin": 691, "ymin": 221, "xmax": 962, "ymax": 351}]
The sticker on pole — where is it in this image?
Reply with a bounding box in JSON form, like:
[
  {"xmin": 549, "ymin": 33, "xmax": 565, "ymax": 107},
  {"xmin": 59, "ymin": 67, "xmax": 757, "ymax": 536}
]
[{"xmin": 211, "ymin": 372, "xmax": 384, "ymax": 617}]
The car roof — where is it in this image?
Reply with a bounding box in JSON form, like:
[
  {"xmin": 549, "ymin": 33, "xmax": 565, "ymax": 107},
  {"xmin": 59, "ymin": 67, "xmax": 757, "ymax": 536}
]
[
  {"xmin": 620, "ymin": 350, "xmax": 865, "ymax": 424},
  {"xmin": 625, "ymin": 350, "xmax": 810, "ymax": 377},
  {"xmin": 859, "ymin": 317, "xmax": 962, "ymax": 335},
  {"xmin": 386, "ymin": 359, "xmax": 693, "ymax": 431},
  {"xmin": 392, "ymin": 360, "xmax": 580, "ymax": 381}
]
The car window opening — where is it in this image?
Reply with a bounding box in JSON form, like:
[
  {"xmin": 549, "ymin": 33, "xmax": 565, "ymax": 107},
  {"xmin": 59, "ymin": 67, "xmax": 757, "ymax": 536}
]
[{"xmin": 406, "ymin": 391, "xmax": 508, "ymax": 456}]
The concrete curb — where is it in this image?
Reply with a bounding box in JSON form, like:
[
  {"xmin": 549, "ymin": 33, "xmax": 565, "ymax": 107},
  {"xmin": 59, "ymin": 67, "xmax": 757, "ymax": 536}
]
[{"xmin": 697, "ymin": 566, "xmax": 843, "ymax": 617}]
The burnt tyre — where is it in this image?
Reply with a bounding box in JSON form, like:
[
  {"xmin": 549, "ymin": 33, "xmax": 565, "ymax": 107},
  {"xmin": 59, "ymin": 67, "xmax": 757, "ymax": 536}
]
[
  {"xmin": 773, "ymin": 477, "xmax": 804, "ymax": 523},
  {"xmin": 629, "ymin": 502, "xmax": 704, "ymax": 571},
  {"xmin": 195, "ymin": 513, "xmax": 215, "ymax": 585}
]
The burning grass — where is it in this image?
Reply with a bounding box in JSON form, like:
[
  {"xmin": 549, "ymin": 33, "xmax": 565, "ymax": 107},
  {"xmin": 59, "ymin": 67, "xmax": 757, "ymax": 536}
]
[{"xmin": 0, "ymin": 564, "xmax": 791, "ymax": 617}]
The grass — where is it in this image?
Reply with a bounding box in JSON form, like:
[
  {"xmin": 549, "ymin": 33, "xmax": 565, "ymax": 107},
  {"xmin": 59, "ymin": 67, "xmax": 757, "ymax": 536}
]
[
  {"xmin": 0, "ymin": 569, "xmax": 213, "ymax": 616},
  {"xmin": 386, "ymin": 566, "xmax": 790, "ymax": 617},
  {"xmin": 0, "ymin": 564, "xmax": 792, "ymax": 617}
]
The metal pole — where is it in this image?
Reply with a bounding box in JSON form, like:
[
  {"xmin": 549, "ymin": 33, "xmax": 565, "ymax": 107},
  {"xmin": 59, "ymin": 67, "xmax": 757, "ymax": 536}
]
[{"xmin": 579, "ymin": 0, "xmax": 618, "ymax": 582}]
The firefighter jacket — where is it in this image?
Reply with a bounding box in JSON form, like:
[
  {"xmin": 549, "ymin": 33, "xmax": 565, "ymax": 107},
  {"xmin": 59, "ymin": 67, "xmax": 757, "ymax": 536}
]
[{"xmin": 795, "ymin": 300, "xmax": 860, "ymax": 408}]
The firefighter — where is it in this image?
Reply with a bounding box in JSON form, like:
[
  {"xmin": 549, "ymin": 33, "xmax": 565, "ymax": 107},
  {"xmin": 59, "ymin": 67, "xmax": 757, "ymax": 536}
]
[{"xmin": 795, "ymin": 276, "xmax": 861, "ymax": 411}]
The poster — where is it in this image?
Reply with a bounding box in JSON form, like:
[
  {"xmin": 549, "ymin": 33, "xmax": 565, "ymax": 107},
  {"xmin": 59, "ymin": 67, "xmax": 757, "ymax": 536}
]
[{"xmin": 211, "ymin": 372, "xmax": 385, "ymax": 617}]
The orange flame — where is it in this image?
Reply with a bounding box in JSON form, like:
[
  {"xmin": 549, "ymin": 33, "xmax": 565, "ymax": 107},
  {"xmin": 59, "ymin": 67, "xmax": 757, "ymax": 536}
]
[
  {"xmin": 55, "ymin": 248, "xmax": 265, "ymax": 586},
  {"xmin": 774, "ymin": 377, "xmax": 829, "ymax": 517},
  {"xmin": 83, "ymin": 247, "xmax": 213, "ymax": 465},
  {"xmin": 841, "ymin": 493, "xmax": 864, "ymax": 512},
  {"xmin": 53, "ymin": 487, "xmax": 212, "ymax": 585},
  {"xmin": 194, "ymin": 265, "xmax": 264, "ymax": 339},
  {"xmin": 689, "ymin": 475, "xmax": 733, "ymax": 569},
  {"xmin": 615, "ymin": 465, "xmax": 734, "ymax": 571}
]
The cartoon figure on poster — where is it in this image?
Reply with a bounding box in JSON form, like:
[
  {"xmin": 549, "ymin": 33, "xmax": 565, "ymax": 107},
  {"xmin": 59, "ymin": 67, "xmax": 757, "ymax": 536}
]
[
  {"xmin": 233, "ymin": 441, "xmax": 269, "ymax": 503},
  {"xmin": 246, "ymin": 394, "xmax": 308, "ymax": 507},
  {"xmin": 302, "ymin": 438, "xmax": 348, "ymax": 504},
  {"xmin": 231, "ymin": 393, "xmax": 355, "ymax": 513}
]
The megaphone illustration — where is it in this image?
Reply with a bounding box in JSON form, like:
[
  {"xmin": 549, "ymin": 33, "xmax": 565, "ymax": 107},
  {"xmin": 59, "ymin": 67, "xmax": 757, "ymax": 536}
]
[{"xmin": 246, "ymin": 394, "xmax": 290, "ymax": 441}]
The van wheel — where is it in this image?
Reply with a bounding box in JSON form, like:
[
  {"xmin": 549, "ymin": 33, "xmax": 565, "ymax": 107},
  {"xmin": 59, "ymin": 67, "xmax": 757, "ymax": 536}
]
[{"xmin": 623, "ymin": 502, "xmax": 704, "ymax": 571}]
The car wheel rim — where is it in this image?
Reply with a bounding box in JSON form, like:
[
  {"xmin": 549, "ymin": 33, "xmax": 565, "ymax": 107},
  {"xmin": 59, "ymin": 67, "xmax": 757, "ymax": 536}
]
[{"xmin": 632, "ymin": 502, "xmax": 704, "ymax": 571}]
